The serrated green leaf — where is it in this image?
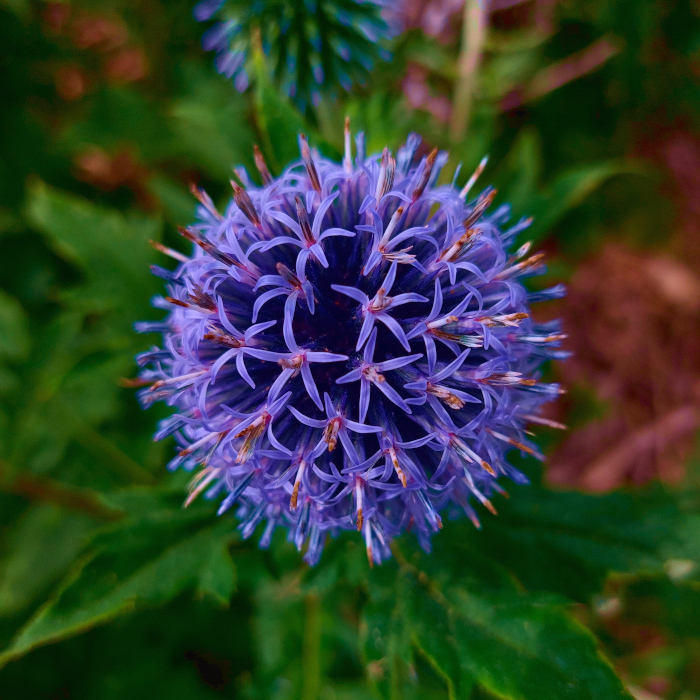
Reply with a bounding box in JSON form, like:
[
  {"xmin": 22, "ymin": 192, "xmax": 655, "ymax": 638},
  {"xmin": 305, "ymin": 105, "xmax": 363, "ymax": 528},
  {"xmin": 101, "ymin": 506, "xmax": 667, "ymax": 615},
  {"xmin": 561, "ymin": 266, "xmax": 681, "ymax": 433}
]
[
  {"xmin": 364, "ymin": 556, "xmax": 633, "ymax": 700},
  {"xmin": 473, "ymin": 484, "xmax": 693, "ymax": 601},
  {"xmin": 0, "ymin": 491, "xmax": 236, "ymax": 666}
]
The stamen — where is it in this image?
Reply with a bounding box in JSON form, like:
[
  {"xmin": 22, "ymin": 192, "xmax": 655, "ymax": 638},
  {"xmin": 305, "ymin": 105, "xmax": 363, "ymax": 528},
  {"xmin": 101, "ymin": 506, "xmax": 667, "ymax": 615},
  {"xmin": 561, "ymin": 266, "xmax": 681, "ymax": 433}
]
[
  {"xmin": 382, "ymin": 247, "xmax": 416, "ymax": 265},
  {"xmin": 417, "ymin": 490, "xmax": 442, "ymax": 529},
  {"xmin": 179, "ymin": 429, "xmax": 225, "ymax": 456},
  {"xmin": 149, "ymin": 239, "xmax": 188, "ymax": 263},
  {"xmin": 166, "ymin": 285, "xmax": 216, "ymax": 314},
  {"xmin": 514, "ymin": 241, "xmax": 532, "ymax": 259},
  {"xmin": 521, "ymin": 414, "xmax": 567, "ymax": 430},
  {"xmin": 374, "ymin": 148, "xmax": 396, "ymax": 202},
  {"xmin": 495, "ymin": 252, "xmax": 546, "ymax": 280},
  {"xmin": 478, "ymin": 372, "xmax": 536, "ymax": 386},
  {"xmin": 178, "ymin": 226, "xmax": 239, "ymax": 268},
  {"xmin": 290, "ymin": 459, "xmax": 306, "ymax": 510},
  {"xmin": 485, "ymin": 428, "xmax": 537, "ymax": 455},
  {"xmin": 279, "ymin": 355, "xmax": 304, "ymax": 370},
  {"xmin": 300, "ymin": 134, "xmax": 322, "ymax": 194},
  {"xmin": 468, "ymin": 484, "xmax": 498, "ymax": 515},
  {"xmin": 426, "ymin": 383, "xmax": 465, "ymax": 410},
  {"xmin": 189, "ymin": 284, "xmax": 217, "ymax": 311},
  {"xmin": 517, "ymin": 334, "xmax": 568, "ymax": 344},
  {"xmin": 276, "ymin": 262, "xmax": 302, "ymax": 288},
  {"xmin": 203, "ymin": 327, "xmax": 243, "ymax": 348},
  {"xmin": 363, "ymin": 518, "xmax": 373, "ymax": 567},
  {"xmin": 477, "ymin": 312, "xmax": 528, "ymax": 327},
  {"xmin": 369, "ymin": 287, "xmax": 389, "ymax": 312},
  {"xmin": 323, "ymin": 417, "xmax": 341, "ymax": 451},
  {"xmin": 463, "ymin": 189, "xmax": 496, "ymax": 230},
  {"xmin": 231, "ymin": 181, "xmax": 261, "ymax": 228},
  {"xmin": 459, "ymin": 155, "xmax": 489, "ymax": 200},
  {"xmin": 426, "ymin": 315, "xmax": 459, "ymax": 330},
  {"xmin": 184, "ymin": 466, "xmax": 221, "ymax": 508},
  {"xmin": 388, "ymin": 446, "xmax": 407, "ymax": 487},
  {"xmin": 235, "ymin": 413, "xmax": 270, "ymax": 463},
  {"xmin": 431, "ymin": 328, "xmax": 483, "ymax": 348},
  {"xmin": 411, "ymin": 148, "xmax": 438, "ymax": 201},
  {"xmin": 189, "ymin": 183, "xmax": 221, "ymax": 220},
  {"xmin": 343, "ymin": 116, "xmax": 352, "ymax": 174},
  {"xmin": 165, "ymin": 296, "xmax": 212, "ymax": 314},
  {"xmin": 453, "ymin": 436, "xmax": 495, "ymax": 475},
  {"xmin": 355, "ymin": 479, "xmax": 364, "ymax": 531},
  {"xmin": 439, "ymin": 228, "xmax": 480, "ymax": 262},
  {"xmin": 151, "ymin": 369, "xmax": 207, "ymax": 392},
  {"xmin": 253, "ymin": 144, "xmax": 272, "ymax": 185},
  {"xmin": 378, "ymin": 206, "xmax": 404, "ymax": 250},
  {"xmin": 295, "ymin": 196, "xmax": 315, "ymax": 244}
]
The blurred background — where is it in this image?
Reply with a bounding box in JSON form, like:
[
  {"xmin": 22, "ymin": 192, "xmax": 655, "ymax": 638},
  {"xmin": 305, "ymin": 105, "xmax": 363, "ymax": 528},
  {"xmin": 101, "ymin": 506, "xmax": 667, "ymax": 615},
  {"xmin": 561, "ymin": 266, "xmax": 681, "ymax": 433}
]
[{"xmin": 1, "ymin": 0, "xmax": 700, "ymax": 698}]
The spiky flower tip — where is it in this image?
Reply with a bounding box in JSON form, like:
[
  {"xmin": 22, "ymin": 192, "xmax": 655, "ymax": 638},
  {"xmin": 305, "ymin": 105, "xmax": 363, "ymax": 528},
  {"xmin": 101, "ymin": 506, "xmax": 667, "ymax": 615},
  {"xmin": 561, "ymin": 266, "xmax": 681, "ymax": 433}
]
[
  {"xmin": 136, "ymin": 123, "xmax": 568, "ymax": 566},
  {"xmin": 193, "ymin": 0, "xmax": 389, "ymax": 106}
]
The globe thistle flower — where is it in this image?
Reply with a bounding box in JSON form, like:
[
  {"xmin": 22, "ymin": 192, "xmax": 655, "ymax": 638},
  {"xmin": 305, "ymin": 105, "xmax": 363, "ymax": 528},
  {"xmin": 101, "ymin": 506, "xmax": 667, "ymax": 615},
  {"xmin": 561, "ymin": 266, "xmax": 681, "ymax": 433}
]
[
  {"xmin": 136, "ymin": 122, "xmax": 567, "ymax": 566},
  {"xmin": 193, "ymin": 0, "xmax": 390, "ymax": 107}
]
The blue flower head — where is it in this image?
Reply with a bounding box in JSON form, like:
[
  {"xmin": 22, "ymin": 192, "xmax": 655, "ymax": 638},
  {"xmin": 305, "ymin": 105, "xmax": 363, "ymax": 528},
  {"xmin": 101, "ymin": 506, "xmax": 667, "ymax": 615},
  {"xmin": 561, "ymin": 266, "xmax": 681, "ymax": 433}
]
[
  {"xmin": 193, "ymin": 0, "xmax": 390, "ymax": 107},
  {"xmin": 136, "ymin": 122, "xmax": 568, "ymax": 566}
]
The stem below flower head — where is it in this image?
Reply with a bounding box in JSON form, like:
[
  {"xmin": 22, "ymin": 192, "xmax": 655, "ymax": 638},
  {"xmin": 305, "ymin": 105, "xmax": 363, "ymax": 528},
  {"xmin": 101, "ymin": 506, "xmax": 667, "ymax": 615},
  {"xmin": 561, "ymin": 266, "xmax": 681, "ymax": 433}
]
[
  {"xmin": 450, "ymin": 0, "xmax": 490, "ymax": 144},
  {"xmin": 301, "ymin": 592, "xmax": 322, "ymax": 700}
]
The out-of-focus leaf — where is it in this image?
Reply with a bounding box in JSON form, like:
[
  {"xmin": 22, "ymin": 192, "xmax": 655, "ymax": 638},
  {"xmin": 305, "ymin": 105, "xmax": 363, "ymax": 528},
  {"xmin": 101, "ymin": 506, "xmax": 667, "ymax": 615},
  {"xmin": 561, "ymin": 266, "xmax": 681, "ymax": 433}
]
[
  {"xmin": 59, "ymin": 87, "xmax": 173, "ymax": 164},
  {"xmin": 195, "ymin": 538, "xmax": 236, "ymax": 606},
  {"xmin": 24, "ymin": 180, "xmax": 160, "ymax": 318},
  {"xmin": 170, "ymin": 63, "xmax": 254, "ymax": 182},
  {"xmin": 363, "ymin": 554, "xmax": 633, "ymax": 700},
  {"xmin": 0, "ymin": 290, "xmax": 30, "ymax": 362},
  {"xmin": 0, "ymin": 0, "xmax": 29, "ymax": 18},
  {"xmin": 252, "ymin": 47, "xmax": 308, "ymax": 174},
  {"xmin": 524, "ymin": 161, "xmax": 640, "ymax": 243},
  {"xmin": 492, "ymin": 128, "xmax": 639, "ymax": 244},
  {"xmin": 0, "ymin": 505, "xmax": 96, "ymax": 617},
  {"xmin": 146, "ymin": 173, "xmax": 196, "ymax": 226},
  {"xmin": 442, "ymin": 480, "xmax": 697, "ymax": 602},
  {"xmin": 0, "ymin": 490, "xmax": 237, "ymax": 667}
]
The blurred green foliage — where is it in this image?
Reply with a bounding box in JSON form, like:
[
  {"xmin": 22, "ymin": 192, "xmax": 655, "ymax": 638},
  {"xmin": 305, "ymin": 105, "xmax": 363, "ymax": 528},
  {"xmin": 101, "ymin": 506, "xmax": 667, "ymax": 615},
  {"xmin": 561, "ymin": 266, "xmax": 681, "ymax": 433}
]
[{"xmin": 1, "ymin": 0, "xmax": 699, "ymax": 698}]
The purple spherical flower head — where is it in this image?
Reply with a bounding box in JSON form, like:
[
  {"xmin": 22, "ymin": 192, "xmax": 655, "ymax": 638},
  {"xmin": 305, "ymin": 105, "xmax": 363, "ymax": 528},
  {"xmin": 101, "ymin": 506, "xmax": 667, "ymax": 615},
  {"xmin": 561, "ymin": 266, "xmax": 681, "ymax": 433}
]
[{"xmin": 136, "ymin": 121, "xmax": 568, "ymax": 566}]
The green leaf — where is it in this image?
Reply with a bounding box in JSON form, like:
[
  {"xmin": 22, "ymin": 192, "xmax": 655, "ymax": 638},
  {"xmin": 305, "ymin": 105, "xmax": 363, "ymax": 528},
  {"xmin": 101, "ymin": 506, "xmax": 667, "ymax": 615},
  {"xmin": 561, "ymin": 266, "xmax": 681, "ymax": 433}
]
[
  {"xmin": 523, "ymin": 161, "xmax": 640, "ymax": 243},
  {"xmin": 0, "ymin": 491, "xmax": 236, "ymax": 666},
  {"xmin": 170, "ymin": 62, "xmax": 254, "ymax": 182},
  {"xmin": 252, "ymin": 46, "xmax": 307, "ymax": 174},
  {"xmin": 24, "ymin": 179, "xmax": 160, "ymax": 319},
  {"xmin": 0, "ymin": 0, "xmax": 29, "ymax": 19},
  {"xmin": 472, "ymin": 483, "xmax": 694, "ymax": 601},
  {"xmin": 0, "ymin": 290, "xmax": 30, "ymax": 363},
  {"xmin": 0, "ymin": 505, "xmax": 96, "ymax": 617},
  {"xmin": 492, "ymin": 128, "xmax": 639, "ymax": 244},
  {"xmin": 195, "ymin": 538, "xmax": 237, "ymax": 606},
  {"xmin": 146, "ymin": 173, "xmax": 196, "ymax": 226},
  {"xmin": 363, "ymin": 555, "xmax": 633, "ymax": 700}
]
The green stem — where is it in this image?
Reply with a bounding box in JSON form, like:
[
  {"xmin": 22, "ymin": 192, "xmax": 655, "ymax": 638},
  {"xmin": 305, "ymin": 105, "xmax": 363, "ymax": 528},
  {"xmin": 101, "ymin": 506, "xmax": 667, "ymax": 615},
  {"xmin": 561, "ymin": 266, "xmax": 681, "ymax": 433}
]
[
  {"xmin": 301, "ymin": 592, "xmax": 322, "ymax": 700},
  {"xmin": 0, "ymin": 459, "xmax": 122, "ymax": 521},
  {"xmin": 450, "ymin": 0, "xmax": 490, "ymax": 144}
]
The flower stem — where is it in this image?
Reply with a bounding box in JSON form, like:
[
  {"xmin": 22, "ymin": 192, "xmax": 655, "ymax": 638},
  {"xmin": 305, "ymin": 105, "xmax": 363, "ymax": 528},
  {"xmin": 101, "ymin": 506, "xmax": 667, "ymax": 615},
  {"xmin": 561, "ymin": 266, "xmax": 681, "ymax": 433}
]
[
  {"xmin": 450, "ymin": 0, "xmax": 490, "ymax": 144},
  {"xmin": 301, "ymin": 592, "xmax": 322, "ymax": 699}
]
